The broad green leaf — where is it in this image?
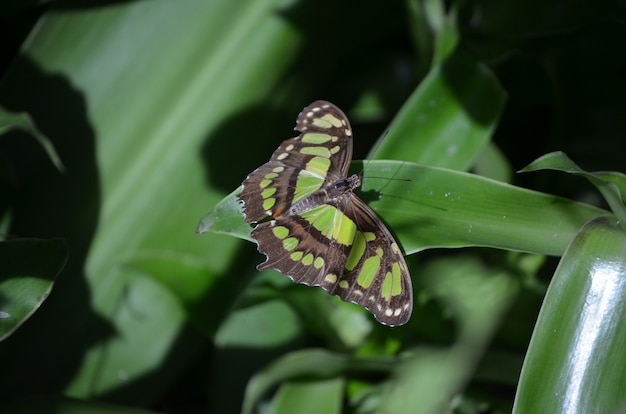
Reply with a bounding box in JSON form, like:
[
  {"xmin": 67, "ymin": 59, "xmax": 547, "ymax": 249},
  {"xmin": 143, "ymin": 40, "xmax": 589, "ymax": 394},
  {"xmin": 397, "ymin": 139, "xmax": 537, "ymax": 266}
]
[
  {"xmin": 215, "ymin": 300, "xmax": 302, "ymax": 349},
  {"xmin": 0, "ymin": 238, "xmax": 67, "ymax": 341},
  {"xmin": 370, "ymin": 53, "xmax": 505, "ymax": 171},
  {"xmin": 361, "ymin": 161, "xmax": 606, "ymax": 256},
  {"xmin": 513, "ymin": 216, "xmax": 626, "ymax": 413},
  {"xmin": 208, "ymin": 298, "xmax": 305, "ymax": 414},
  {"xmin": 201, "ymin": 160, "xmax": 607, "ymax": 256},
  {"xmin": 521, "ymin": 151, "xmax": 626, "ymax": 226},
  {"xmin": 243, "ymin": 349, "xmax": 396, "ymax": 414},
  {"xmin": 0, "ymin": 0, "xmax": 301, "ymax": 403},
  {"xmin": 378, "ymin": 254, "xmax": 520, "ymax": 414},
  {"xmin": 271, "ymin": 378, "xmax": 344, "ymax": 414},
  {"xmin": 241, "ymin": 254, "xmax": 522, "ymax": 414}
]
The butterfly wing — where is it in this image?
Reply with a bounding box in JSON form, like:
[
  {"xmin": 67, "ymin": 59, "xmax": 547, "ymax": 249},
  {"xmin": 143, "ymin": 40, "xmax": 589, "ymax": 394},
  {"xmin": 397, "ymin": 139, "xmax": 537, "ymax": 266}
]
[
  {"xmin": 239, "ymin": 101, "xmax": 353, "ymax": 223},
  {"xmin": 239, "ymin": 100, "xmax": 413, "ymax": 326},
  {"xmin": 333, "ymin": 194, "xmax": 412, "ymax": 326},
  {"xmin": 252, "ymin": 192, "xmax": 412, "ymax": 326}
]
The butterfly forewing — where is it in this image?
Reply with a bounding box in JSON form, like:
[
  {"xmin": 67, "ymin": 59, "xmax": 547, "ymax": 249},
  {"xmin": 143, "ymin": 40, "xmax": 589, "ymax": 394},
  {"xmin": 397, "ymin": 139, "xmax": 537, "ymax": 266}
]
[{"xmin": 239, "ymin": 100, "xmax": 413, "ymax": 326}]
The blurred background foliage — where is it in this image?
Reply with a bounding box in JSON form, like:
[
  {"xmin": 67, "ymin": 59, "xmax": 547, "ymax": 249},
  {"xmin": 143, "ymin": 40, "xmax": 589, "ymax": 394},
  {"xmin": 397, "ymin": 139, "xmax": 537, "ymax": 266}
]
[{"xmin": 1, "ymin": 0, "xmax": 625, "ymax": 413}]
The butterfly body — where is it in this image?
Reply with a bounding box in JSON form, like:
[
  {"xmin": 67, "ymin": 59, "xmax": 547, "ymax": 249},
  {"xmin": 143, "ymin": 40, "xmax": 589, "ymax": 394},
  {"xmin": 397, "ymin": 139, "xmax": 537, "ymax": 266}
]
[
  {"xmin": 239, "ymin": 101, "xmax": 412, "ymax": 326},
  {"xmin": 286, "ymin": 174, "xmax": 360, "ymax": 216}
]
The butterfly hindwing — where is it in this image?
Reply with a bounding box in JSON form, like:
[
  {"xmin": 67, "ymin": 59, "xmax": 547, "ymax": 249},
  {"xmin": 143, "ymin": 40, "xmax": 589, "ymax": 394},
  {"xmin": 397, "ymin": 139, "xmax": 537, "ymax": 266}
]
[
  {"xmin": 335, "ymin": 195, "xmax": 412, "ymax": 326},
  {"xmin": 239, "ymin": 100, "xmax": 413, "ymax": 326},
  {"xmin": 251, "ymin": 192, "xmax": 412, "ymax": 326}
]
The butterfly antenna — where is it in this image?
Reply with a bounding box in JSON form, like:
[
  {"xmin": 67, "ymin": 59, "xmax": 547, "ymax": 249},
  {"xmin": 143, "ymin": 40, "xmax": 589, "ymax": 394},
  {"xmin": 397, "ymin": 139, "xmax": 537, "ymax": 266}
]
[{"xmin": 359, "ymin": 128, "xmax": 411, "ymax": 189}]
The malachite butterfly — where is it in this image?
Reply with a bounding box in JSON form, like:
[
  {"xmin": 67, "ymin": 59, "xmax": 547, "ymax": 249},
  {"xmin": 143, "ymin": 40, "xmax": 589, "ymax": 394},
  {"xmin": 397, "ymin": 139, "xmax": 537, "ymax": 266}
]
[{"xmin": 239, "ymin": 100, "xmax": 412, "ymax": 326}]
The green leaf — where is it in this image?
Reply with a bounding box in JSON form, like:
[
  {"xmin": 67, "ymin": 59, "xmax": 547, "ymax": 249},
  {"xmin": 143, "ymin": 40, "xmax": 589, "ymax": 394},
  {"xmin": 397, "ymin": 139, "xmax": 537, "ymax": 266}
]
[
  {"xmin": 370, "ymin": 53, "xmax": 506, "ymax": 171},
  {"xmin": 0, "ymin": 238, "xmax": 67, "ymax": 341},
  {"xmin": 271, "ymin": 378, "xmax": 344, "ymax": 414},
  {"xmin": 416, "ymin": 0, "xmax": 459, "ymax": 66},
  {"xmin": 378, "ymin": 254, "xmax": 520, "ymax": 414},
  {"xmin": 513, "ymin": 216, "xmax": 626, "ymax": 413},
  {"xmin": 243, "ymin": 349, "xmax": 396, "ymax": 414},
  {"xmin": 0, "ymin": 106, "xmax": 64, "ymax": 171},
  {"xmin": 197, "ymin": 186, "xmax": 252, "ymax": 242},
  {"xmin": 520, "ymin": 151, "xmax": 626, "ymax": 227},
  {"xmin": 0, "ymin": 0, "xmax": 301, "ymax": 402},
  {"xmin": 201, "ymin": 160, "xmax": 607, "ymax": 256}
]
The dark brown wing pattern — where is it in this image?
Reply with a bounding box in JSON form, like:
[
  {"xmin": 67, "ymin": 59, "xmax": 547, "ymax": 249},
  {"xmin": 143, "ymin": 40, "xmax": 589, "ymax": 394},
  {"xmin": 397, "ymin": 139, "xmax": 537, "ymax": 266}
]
[{"xmin": 239, "ymin": 100, "xmax": 413, "ymax": 326}]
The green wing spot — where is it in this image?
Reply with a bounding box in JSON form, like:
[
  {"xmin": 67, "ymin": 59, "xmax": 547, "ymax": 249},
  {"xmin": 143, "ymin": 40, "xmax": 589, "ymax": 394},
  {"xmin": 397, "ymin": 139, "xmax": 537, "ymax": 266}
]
[
  {"xmin": 272, "ymin": 166, "xmax": 285, "ymax": 173},
  {"xmin": 314, "ymin": 257, "xmax": 325, "ymax": 269},
  {"xmin": 265, "ymin": 172, "xmax": 278, "ymax": 179},
  {"xmin": 322, "ymin": 113, "xmax": 343, "ymax": 127},
  {"xmin": 312, "ymin": 117, "xmax": 332, "ymax": 129},
  {"xmin": 357, "ymin": 255, "xmax": 380, "ymax": 288},
  {"xmin": 391, "ymin": 262, "xmax": 402, "ymax": 296},
  {"xmin": 297, "ymin": 175, "xmax": 323, "ymax": 188},
  {"xmin": 312, "ymin": 113, "xmax": 342, "ymax": 129},
  {"xmin": 294, "ymin": 173, "xmax": 324, "ymax": 203},
  {"xmin": 300, "ymin": 146, "xmax": 331, "ymax": 158},
  {"xmin": 382, "ymin": 272, "xmax": 393, "ymax": 300},
  {"xmin": 263, "ymin": 198, "xmax": 276, "ymax": 211},
  {"xmin": 302, "ymin": 133, "xmax": 332, "ymax": 144},
  {"xmin": 334, "ymin": 213, "xmax": 357, "ymax": 245},
  {"xmin": 272, "ymin": 226, "xmax": 289, "ymax": 239},
  {"xmin": 306, "ymin": 156, "xmax": 331, "ymax": 177},
  {"xmin": 345, "ymin": 231, "xmax": 366, "ymax": 270},
  {"xmin": 259, "ymin": 179, "xmax": 272, "ymax": 188},
  {"xmin": 301, "ymin": 205, "xmax": 356, "ymax": 246},
  {"xmin": 338, "ymin": 280, "xmax": 349, "ymax": 289},
  {"xmin": 364, "ymin": 232, "xmax": 376, "ymax": 241},
  {"xmin": 291, "ymin": 251, "xmax": 303, "ymax": 261},
  {"xmin": 330, "ymin": 145, "xmax": 340, "ymax": 154},
  {"xmin": 261, "ymin": 188, "xmax": 277, "ymax": 198},
  {"xmin": 325, "ymin": 273, "xmax": 337, "ymax": 283},
  {"xmin": 283, "ymin": 237, "xmax": 299, "ymax": 251},
  {"xmin": 293, "ymin": 157, "xmax": 330, "ymax": 202},
  {"xmin": 381, "ymin": 265, "xmax": 403, "ymax": 301},
  {"xmin": 302, "ymin": 253, "xmax": 314, "ymax": 266}
]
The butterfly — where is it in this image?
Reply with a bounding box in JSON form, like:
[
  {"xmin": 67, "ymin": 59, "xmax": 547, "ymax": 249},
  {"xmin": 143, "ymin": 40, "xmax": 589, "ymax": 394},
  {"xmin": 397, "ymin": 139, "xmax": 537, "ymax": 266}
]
[{"xmin": 239, "ymin": 100, "xmax": 412, "ymax": 326}]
